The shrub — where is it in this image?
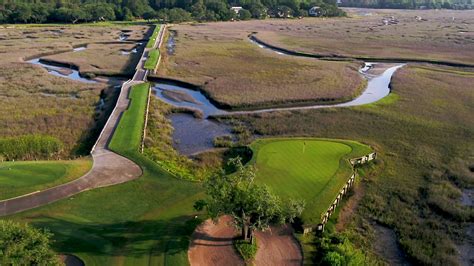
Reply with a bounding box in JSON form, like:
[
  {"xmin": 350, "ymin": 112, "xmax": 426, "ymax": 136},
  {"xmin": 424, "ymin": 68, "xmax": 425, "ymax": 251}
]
[
  {"xmin": 0, "ymin": 220, "xmax": 62, "ymax": 265},
  {"xmin": 213, "ymin": 135, "xmax": 234, "ymax": 148},
  {"xmin": 0, "ymin": 134, "xmax": 63, "ymax": 161},
  {"xmin": 234, "ymin": 239, "xmax": 258, "ymax": 261}
]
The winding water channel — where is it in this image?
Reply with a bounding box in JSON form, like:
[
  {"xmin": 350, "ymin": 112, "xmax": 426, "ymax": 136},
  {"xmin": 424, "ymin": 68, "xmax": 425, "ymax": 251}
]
[
  {"xmin": 151, "ymin": 37, "xmax": 405, "ymax": 155},
  {"xmin": 29, "ymin": 31, "xmax": 405, "ymax": 156}
]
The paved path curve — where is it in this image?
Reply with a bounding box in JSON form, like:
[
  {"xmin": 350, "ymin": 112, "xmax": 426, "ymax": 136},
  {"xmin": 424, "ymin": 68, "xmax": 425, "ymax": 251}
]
[{"xmin": 0, "ymin": 25, "xmax": 166, "ymax": 217}]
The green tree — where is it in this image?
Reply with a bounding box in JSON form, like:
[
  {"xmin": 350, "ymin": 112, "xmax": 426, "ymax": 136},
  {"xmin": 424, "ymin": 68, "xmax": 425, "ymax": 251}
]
[
  {"xmin": 0, "ymin": 220, "xmax": 62, "ymax": 266},
  {"xmin": 238, "ymin": 8, "xmax": 252, "ymax": 20},
  {"xmin": 195, "ymin": 158, "xmax": 304, "ymax": 243}
]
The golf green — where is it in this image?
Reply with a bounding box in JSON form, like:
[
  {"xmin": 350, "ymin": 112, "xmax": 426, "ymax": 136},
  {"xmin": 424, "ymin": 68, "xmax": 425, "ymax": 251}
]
[
  {"xmin": 0, "ymin": 159, "xmax": 92, "ymax": 200},
  {"xmin": 250, "ymin": 138, "xmax": 372, "ymax": 225}
]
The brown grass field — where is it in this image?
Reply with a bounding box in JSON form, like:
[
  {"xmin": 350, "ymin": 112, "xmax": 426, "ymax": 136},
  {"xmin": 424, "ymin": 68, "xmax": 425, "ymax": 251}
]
[
  {"xmin": 0, "ymin": 24, "xmax": 150, "ymax": 157},
  {"xmin": 254, "ymin": 8, "xmax": 474, "ymax": 65},
  {"xmin": 156, "ymin": 23, "xmax": 365, "ymax": 109},
  {"xmin": 222, "ymin": 65, "xmax": 474, "ymax": 265}
]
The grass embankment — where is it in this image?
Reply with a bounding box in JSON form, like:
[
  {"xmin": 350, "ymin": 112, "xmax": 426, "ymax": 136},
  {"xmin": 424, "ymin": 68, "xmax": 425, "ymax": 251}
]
[
  {"xmin": 146, "ymin": 25, "xmax": 161, "ymax": 48},
  {"xmin": 235, "ymin": 65, "xmax": 474, "ymax": 265},
  {"xmin": 8, "ymin": 83, "xmax": 203, "ymax": 265},
  {"xmin": 144, "ymin": 50, "xmax": 161, "ymax": 71},
  {"xmin": 0, "ymin": 159, "xmax": 92, "ymax": 200},
  {"xmin": 249, "ymin": 138, "xmax": 371, "ymax": 225}
]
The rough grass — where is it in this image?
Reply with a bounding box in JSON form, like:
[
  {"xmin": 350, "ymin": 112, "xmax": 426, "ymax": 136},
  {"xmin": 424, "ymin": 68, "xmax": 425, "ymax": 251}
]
[
  {"xmin": 7, "ymin": 82, "xmax": 203, "ymax": 265},
  {"xmin": 0, "ymin": 24, "xmax": 149, "ymax": 157},
  {"xmin": 254, "ymin": 8, "xmax": 474, "ymax": 65},
  {"xmin": 144, "ymin": 49, "xmax": 160, "ymax": 71},
  {"xmin": 155, "ymin": 23, "xmax": 364, "ymax": 109},
  {"xmin": 230, "ymin": 65, "xmax": 474, "ymax": 265},
  {"xmin": 249, "ymin": 138, "xmax": 372, "ymax": 225},
  {"xmin": 42, "ymin": 42, "xmax": 143, "ymax": 77},
  {"xmin": 0, "ymin": 158, "xmax": 92, "ymax": 200}
]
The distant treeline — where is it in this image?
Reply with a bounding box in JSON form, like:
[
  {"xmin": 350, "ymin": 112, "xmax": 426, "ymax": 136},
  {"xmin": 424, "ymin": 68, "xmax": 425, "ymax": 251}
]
[
  {"xmin": 0, "ymin": 134, "xmax": 63, "ymax": 161},
  {"xmin": 340, "ymin": 0, "xmax": 473, "ymax": 9},
  {"xmin": 0, "ymin": 0, "xmax": 343, "ymax": 24}
]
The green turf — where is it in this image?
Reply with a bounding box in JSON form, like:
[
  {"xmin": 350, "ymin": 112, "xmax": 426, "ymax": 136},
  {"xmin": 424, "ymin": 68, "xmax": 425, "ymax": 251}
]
[
  {"xmin": 0, "ymin": 159, "xmax": 92, "ymax": 200},
  {"xmin": 144, "ymin": 49, "xmax": 160, "ymax": 71},
  {"xmin": 146, "ymin": 25, "xmax": 161, "ymax": 49},
  {"xmin": 7, "ymin": 83, "xmax": 203, "ymax": 265},
  {"xmin": 249, "ymin": 138, "xmax": 372, "ymax": 225}
]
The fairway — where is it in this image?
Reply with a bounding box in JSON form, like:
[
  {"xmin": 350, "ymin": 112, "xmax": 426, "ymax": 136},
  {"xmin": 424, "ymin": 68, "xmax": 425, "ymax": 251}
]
[
  {"xmin": 250, "ymin": 138, "xmax": 372, "ymax": 225},
  {"xmin": 0, "ymin": 159, "xmax": 92, "ymax": 200}
]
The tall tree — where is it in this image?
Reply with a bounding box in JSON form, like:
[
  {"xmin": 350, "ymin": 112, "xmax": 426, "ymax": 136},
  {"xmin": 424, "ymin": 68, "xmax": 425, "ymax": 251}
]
[
  {"xmin": 195, "ymin": 158, "xmax": 305, "ymax": 243},
  {"xmin": 0, "ymin": 220, "xmax": 62, "ymax": 266}
]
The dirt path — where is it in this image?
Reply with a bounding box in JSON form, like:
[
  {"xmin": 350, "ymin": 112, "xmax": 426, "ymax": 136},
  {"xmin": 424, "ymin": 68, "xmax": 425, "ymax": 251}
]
[
  {"xmin": 0, "ymin": 25, "xmax": 165, "ymax": 217},
  {"xmin": 188, "ymin": 216, "xmax": 302, "ymax": 266}
]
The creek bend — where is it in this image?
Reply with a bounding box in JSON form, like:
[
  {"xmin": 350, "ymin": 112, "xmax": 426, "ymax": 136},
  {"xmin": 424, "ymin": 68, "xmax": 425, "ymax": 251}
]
[{"xmin": 153, "ymin": 36, "xmax": 405, "ymax": 155}]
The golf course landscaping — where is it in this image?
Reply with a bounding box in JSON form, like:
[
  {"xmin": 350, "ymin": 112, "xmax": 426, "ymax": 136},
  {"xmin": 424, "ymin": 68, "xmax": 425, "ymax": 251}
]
[
  {"xmin": 249, "ymin": 138, "xmax": 373, "ymax": 226},
  {"xmin": 0, "ymin": 159, "xmax": 92, "ymax": 200}
]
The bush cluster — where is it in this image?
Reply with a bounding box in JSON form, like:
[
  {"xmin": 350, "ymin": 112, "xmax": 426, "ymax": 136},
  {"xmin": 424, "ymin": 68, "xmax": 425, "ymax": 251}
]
[
  {"xmin": 0, "ymin": 134, "xmax": 63, "ymax": 161},
  {"xmin": 234, "ymin": 239, "xmax": 258, "ymax": 261}
]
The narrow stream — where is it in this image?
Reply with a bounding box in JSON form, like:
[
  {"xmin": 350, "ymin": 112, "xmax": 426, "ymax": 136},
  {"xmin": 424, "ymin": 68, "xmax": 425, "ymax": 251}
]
[
  {"xmin": 153, "ymin": 35, "xmax": 406, "ymax": 155},
  {"xmin": 27, "ymin": 45, "xmax": 98, "ymax": 84}
]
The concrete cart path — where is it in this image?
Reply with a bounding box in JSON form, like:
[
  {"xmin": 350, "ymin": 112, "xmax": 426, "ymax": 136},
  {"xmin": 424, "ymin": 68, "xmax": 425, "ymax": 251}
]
[{"xmin": 0, "ymin": 25, "xmax": 166, "ymax": 217}]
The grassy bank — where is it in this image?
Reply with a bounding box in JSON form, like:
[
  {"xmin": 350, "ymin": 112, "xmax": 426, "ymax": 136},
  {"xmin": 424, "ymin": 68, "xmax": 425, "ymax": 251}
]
[
  {"xmin": 249, "ymin": 138, "xmax": 372, "ymax": 225},
  {"xmin": 146, "ymin": 25, "xmax": 161, "ymax": 48},
  {"xmin": 144, "ymin": 50, "xmax": 161, "ymax": 71},
  {"xmin": 7, "ymin": 83, "xmax": 203, "ymax": 265},
  {"xmin": 231, "ymin": 65, "xmax": 474, "ymax": 264},
  {"xmin": 0, "ymin": 159, "xmax": 92, "ymax": 200}
]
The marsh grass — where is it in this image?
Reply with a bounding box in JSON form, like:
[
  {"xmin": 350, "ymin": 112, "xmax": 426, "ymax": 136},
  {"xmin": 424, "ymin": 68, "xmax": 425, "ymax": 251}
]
[
  {"xmin": 230, "ymin": 65, "xmax": 474, "ymax": 265},
  {"xmin": 156, "ymin": 23, "xmax": 364, "ymax": 109}
]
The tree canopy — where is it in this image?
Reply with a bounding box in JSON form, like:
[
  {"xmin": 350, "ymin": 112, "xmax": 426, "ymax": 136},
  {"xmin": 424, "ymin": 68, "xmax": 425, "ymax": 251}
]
[
  {"xmin": 0, "ymin": 0, "xmax": 346, "ymax": 24},
  {"xmin": 195, "ymin": 158, "xmax": 305, "ymax": 242},
  {"xmin": 0, "ymin": 220, "xmax": 62, "ymax": 266}
]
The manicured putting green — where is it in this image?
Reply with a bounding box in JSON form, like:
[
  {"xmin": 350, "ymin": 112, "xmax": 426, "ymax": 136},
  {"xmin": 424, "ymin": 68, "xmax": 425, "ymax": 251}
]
[
  {"xmin": 250, "ymin": 138, "xmax": 372, "ymax": 225},
  {"xmin": 0, "ymin": 159, "xmax": 92, "ymax": 200}
]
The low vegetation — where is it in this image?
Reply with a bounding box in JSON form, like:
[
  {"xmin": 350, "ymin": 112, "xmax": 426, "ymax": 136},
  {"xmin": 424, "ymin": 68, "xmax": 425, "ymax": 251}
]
[
  {"xmin": 0, "ymin": 24, "xmax": 148, "ymax": 158},
  {"xmin": 254, "ymin": 9, "xmax": 474, "ymax": 66},
  {"xmin": 0, "ymin": 134, "xmax": 63, "ymax": 161},
  {"xmin": 231, "ymin": 65, "xmax": 474, "ymax": 265},
  {"xmin": 234, "ymin": 239, "xmax": 258, "ymax": 261},
  {"xmin": 156, "ymin": 23, "xmax": 364, "ymax": 109},
  {"xmin": 144, "ymin": 49, "xmax": 161, "ymax": 71},
  {"xmin": 144, "ymin": 98, "xmax": 241, "ymax": 180}
]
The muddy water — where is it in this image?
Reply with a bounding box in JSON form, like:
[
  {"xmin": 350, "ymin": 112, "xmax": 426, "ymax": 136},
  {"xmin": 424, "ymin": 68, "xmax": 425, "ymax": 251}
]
[
  {"xmin": 152, "ymin": 61, "xmax": 403, "ymax": 154},
  {"xmin": 28, "ymin": 58, "xmax": 98, "ymax": 84},
  {"xmin": 27, "ymin": 45, "xmax": 99, "ymax": 84},
  {"xmin": 169, "ymin": 113, "xmax": 232, "ymax": 155}
]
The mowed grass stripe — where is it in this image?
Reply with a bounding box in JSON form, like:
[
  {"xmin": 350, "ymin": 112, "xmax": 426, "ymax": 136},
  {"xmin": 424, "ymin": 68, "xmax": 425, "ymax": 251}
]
[
  {"xmin": 250, "ymin": 138, "xmax": 371, "ymax": 225},
  {"xmin": 144, "ymin": 49, "xmax": 160, "ymax": 71}
]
